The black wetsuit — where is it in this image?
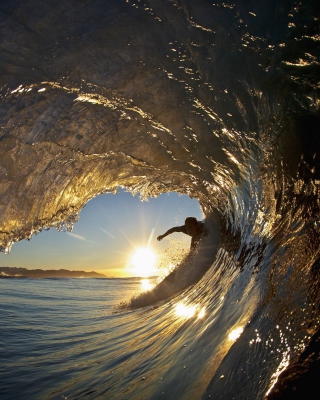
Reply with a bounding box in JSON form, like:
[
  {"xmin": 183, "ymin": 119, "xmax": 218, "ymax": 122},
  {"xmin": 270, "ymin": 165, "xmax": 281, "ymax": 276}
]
[{"xmin": 164, "ymin": 221, "xmax": 206, "ymax": 250}]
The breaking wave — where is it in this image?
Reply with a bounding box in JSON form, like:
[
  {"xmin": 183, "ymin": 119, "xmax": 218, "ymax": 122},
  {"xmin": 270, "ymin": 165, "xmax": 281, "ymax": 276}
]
[{"xmin": 1, "ymin": 0, "xmax": 319, "ymax": 398}]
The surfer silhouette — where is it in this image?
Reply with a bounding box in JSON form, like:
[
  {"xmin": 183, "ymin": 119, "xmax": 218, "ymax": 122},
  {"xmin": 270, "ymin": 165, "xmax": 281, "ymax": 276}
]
[{"xmin": 157, "ymin": 217, "xmax": 207, "ymax": 250}]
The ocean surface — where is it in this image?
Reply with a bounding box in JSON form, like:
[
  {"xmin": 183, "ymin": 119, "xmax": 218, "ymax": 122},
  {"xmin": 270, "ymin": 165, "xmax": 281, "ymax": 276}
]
[
  {"xmin": 0, "ymin": 277, "xmax": 157, "ymax": 399},
  {"xmin": 1, "ymin": 0, "xmax": 320, "ymax": 399}
]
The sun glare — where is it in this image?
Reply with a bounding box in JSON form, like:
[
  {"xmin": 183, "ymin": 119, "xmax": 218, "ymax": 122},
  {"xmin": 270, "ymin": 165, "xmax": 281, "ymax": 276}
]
[
  {"xmin": 141, "ymin": 278, "xmax": 154, "ymax": 291},
  {"xmin": 228, "ymin": 326, "xmax": 244, "ymax": 342},
  {"xmin": 129, "ymin": 246, "xmax": 158, "ymax": 277},
  {"xmin": 174, "ymin": 302, "xmax": 206, "ymax": 320}
]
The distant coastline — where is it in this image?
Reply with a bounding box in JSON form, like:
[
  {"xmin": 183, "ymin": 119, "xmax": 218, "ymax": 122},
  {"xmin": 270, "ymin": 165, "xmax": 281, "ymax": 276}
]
[{"xmin": 0, "ymin": 266, "xmax": 106, "ymax": 279}]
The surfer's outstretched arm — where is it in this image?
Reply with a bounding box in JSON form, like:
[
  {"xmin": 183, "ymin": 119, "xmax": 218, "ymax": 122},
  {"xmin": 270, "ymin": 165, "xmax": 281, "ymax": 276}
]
[{"xmin": 157, "ymin": 226, "xmax": 187, "ymax": 241}]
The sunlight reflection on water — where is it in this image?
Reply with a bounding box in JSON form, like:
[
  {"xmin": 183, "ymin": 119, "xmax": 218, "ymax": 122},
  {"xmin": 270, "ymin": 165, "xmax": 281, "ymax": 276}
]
[
  {"xmin": 141, "ymin": 278, "xmax": 154, "ymax": 291},
  {"xmin": 228, "ymin": 326, "xmax": 244, "ymax": 342},
  {"xmin": 174, "ymin": 302, "xmax": 206, "ymax": 319}
]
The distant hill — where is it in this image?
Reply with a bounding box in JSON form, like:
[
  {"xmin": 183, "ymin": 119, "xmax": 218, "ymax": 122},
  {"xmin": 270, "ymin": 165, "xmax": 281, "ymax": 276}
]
[{"xmin": 0, "ymin": 267, "xmax": 106, "ymax": 279}]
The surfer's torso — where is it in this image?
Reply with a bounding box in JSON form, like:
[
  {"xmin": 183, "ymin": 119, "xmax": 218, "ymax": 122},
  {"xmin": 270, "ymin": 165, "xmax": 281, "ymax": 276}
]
[{"xmin": 175, "ymin": 221, "xmax": 206, "ymax": 249}]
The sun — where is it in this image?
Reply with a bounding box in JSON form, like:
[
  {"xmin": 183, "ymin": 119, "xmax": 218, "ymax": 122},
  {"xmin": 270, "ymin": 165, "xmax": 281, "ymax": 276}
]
[{"xmin": 128, "ymin": 246, "xmax": 158, "ymax": 277}]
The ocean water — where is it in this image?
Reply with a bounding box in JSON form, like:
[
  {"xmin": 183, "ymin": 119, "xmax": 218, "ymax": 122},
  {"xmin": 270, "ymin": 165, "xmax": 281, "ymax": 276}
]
[
  {"xmin": 1, "ymin": 0, "xmax": 320, "ymax": 399},
  {"xmin": 0, "ymin": 277, "xmax": 155, "ymax": 399}
]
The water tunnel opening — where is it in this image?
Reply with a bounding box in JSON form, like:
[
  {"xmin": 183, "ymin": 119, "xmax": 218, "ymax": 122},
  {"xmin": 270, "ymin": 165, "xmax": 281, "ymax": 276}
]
[{"xmin": 0, "ymin": 190, "xmax": 203, "ymax": 278}]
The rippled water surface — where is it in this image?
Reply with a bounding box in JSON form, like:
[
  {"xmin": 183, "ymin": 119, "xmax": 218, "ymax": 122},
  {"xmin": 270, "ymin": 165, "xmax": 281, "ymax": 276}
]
[{"xmin": 1, "ymin": 0, "xmax": 320, "ymax": 398}]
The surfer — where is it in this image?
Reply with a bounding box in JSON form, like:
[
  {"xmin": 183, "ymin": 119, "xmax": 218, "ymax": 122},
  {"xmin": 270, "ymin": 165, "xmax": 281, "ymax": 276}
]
[{"xmin": 157, "ymin": 217, "xmax": 207, "ymax": 250}]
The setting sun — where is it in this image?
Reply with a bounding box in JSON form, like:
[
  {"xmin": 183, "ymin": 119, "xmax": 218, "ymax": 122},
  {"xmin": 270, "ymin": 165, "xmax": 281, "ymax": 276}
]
[{"xmin": 128, "ymin": 246, "xmax": 158, "ymax": 277}]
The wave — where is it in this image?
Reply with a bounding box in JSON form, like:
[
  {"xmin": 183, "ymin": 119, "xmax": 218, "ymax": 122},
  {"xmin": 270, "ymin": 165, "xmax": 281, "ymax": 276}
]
[{"xmin": 1, "ymin": 0, "xmax": 320, "ymax": 398}]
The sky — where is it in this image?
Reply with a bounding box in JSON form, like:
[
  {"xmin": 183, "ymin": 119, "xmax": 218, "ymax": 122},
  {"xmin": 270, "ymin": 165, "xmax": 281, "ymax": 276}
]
[{"xmin": 0, "ymin": 190, "xmax": 203, "ymax": 277}]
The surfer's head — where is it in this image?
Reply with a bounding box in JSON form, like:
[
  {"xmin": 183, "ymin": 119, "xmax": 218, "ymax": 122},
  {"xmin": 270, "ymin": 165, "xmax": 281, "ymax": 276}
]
[{"xmin": 185, "ymin": 217, "xmax": 198, "ymax": 234}]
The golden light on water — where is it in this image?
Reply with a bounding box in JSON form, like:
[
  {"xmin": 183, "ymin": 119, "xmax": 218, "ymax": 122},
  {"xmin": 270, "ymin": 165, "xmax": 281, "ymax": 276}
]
[
  {"xmin": 175, "ymin": 303, "xmax": 197, "ymax": 318},
  {"xmin": 141, "ymin": 278, "xmax": 154, "ymax": 291},
  {"xmin": 228, "ymin": 326, "xmax": 244, "ymax": 341},
  {"xmin": 198, "ymin": 306, "xmax": 206, "ymax": 319},
  {"xmin": 266, "ymin": 351, "xmax": 290, "ymax": 396},
  {"xmin": 128, "ymin": 246, "xmax": 158, "ymax": 277},
  {"xmin": 174, "ymin": 302, "xmax": 206, "ymax": 319}
]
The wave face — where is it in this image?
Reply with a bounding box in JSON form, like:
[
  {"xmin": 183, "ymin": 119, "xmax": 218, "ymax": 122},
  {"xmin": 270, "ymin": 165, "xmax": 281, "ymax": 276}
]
[{"xmin": 1, "ymin": 0, "xmax": 319, "ymax": 398}]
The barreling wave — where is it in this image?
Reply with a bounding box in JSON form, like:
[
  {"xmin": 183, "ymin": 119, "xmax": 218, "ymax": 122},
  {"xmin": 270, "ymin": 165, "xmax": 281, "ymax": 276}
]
[{"xmin": 1, "ymin": 0, "xmax": 320, "ymax": 398}]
